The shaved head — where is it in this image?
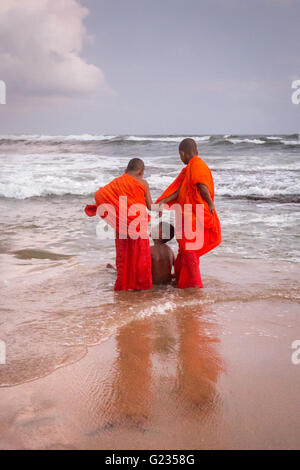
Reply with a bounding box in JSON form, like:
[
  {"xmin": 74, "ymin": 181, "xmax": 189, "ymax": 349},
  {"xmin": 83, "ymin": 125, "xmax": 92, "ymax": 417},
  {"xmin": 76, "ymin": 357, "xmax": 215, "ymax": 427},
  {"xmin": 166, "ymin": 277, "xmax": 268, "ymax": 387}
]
[
  {"xmin": 126, "ymin": 158, "xmax": 145, "ymax": 173},
  {"xmin": 179, "ymin": 138, "xmax": 198, "ymax": 157}
]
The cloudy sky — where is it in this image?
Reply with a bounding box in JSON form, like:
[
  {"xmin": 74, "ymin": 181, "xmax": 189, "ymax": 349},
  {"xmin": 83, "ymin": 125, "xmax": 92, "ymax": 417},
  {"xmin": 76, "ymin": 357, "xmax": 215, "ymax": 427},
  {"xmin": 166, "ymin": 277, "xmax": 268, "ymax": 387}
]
[{"xmin": 0, "ymin": 0, "xmax": 299, "ymax": 134}]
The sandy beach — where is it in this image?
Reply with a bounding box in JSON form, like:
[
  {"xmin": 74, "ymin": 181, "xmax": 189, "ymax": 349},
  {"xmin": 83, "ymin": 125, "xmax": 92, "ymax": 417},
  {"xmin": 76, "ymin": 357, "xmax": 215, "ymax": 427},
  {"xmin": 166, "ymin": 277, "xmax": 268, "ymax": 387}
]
[{"xmin": 1, "ymin": 257, "xmax": 299, "ymax": 450}]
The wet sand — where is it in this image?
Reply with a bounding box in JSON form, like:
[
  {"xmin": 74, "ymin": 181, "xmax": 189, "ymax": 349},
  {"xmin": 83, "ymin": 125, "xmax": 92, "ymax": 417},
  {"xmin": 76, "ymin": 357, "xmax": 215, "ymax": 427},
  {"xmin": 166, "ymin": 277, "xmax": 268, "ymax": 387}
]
[{"xmin": 0, "ymin": 298, "xmax": 299, "ymax": 450}]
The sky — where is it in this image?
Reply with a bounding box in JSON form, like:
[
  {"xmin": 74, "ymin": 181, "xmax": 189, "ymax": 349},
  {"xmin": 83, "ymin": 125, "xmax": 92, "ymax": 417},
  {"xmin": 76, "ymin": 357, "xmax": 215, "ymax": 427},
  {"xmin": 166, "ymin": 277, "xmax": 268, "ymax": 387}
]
[{"xmin": 0, "ymin": 0, "xmax": 299, "ymax": 135}]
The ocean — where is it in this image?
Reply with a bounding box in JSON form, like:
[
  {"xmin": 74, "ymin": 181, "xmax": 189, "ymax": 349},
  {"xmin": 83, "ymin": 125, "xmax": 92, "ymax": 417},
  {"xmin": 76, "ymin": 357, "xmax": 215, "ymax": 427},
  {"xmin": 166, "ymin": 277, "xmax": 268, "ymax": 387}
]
[{"xmin": 0, "ymin": 134, "xmax": 299, "ymax": 387}]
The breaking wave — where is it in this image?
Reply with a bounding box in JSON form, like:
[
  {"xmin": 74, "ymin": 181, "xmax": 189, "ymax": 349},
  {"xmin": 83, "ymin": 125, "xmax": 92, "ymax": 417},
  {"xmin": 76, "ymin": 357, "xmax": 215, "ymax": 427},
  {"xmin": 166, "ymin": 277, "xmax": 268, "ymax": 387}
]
[{"xmin": 0, "ymin": 133, "xmax": 299, "ymax": 146}]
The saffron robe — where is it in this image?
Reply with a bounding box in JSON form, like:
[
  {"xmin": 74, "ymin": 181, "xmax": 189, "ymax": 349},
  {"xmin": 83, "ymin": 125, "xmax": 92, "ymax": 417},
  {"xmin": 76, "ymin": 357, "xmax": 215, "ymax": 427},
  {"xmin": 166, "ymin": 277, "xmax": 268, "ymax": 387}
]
[
  {"xmin": 156, "ymin": 156, "xmax": 221, "ymax": 288},
  {"xmin": 85, "ymin": 173, "xmax": 152, "ymax": 291}
]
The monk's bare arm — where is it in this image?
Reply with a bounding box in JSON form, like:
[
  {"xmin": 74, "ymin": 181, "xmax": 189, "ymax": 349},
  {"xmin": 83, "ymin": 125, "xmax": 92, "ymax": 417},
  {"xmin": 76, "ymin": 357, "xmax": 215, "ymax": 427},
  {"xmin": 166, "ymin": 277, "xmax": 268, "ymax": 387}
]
[
  {"xmin": 142, "ymin": 180, "xmax": 154, "ymax": 210},
  {"xmin": 197, "ymin": 183, "xmax": 215, "ymax": 214},
  {"xmin": 159, "ymin": 187, "xmax": 181, "ymax": 205}
]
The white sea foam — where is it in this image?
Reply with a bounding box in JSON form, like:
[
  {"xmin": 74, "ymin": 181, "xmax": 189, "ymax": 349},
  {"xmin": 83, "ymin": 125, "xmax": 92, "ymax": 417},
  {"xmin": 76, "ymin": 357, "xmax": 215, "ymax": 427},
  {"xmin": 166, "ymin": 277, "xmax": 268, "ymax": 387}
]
[
  {"xmin": 126, "ymin": 135, "xmax": 211, "ymax": 143},
  {"xmin": 63, "ymin": 134, "xmax": 117, "ymax": 141},
  {"xmin": 0, "ymin": 153, "xmax": 116, "ymax": 199},
  {"xmin": 1, "ymin": 134, "xmax": 299, "ymax": 147},
  {"xmin": 1, "ymin": 163, "xmax": 298, "ymax": 199},
  {"xmin": 224, "ymin": 135, "xmax": 299, "ymax": 145},
  {"xmin": 147, "ymin": 174, "xmax": 175, "ymax": 188},
  {"xmin": 0, "ymin": 144, "xmax": 299, "ymax": 200},
  {"xmin": 282, "ymin": 140, "xmax": 300, "ymax": 146},
  {"xmin": 222, "ymin": 212, "xmax": 299, "ymax": 228},
  {"xmin": 227, "ymin": 138, "xmax": 265, "ymax": 145},
  {"xmin": 0, "ymin": 134, "xmax": 211, "ymax": 143},
  {"xmin": 217, "ymin": 186, "xmax": 300, "ymax": 197},
  {"xmin": 0, "ymin": 177, "xmax": 105, "ymax": 199},
  {"xmin": 139, "ymin": 301, "xmax": 176, "ymax": 318},
  {"xmin": 0, "ymin": 134, "xmax": 117, "ymax": 142}
]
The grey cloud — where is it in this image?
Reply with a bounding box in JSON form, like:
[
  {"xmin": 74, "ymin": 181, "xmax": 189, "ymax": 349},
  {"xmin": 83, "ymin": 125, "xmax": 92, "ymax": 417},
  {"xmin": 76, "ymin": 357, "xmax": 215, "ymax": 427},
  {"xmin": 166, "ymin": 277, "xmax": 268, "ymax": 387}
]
[
  {"xmin": 0, "ymin": 0, "xmax": 109, "ymax": 97},
  {"xmin": 0, "ymin": 0, "xmax": 299, "ymax": 133}
]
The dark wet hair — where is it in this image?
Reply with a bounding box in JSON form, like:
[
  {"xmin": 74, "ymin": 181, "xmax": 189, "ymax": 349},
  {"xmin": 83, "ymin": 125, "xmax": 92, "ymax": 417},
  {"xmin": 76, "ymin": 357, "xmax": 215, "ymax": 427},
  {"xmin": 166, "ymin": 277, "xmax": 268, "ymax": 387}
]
[
  {"xmin": 179, "ymin": 138, "xmax": 198, "ymax": 157},
  {"xmin": 160, "ymin": 222, "xmax": 175, "ymax": 244},
  {"xmin": 126, "ymin": 158, "xmax": 145, "ymax": 173}
]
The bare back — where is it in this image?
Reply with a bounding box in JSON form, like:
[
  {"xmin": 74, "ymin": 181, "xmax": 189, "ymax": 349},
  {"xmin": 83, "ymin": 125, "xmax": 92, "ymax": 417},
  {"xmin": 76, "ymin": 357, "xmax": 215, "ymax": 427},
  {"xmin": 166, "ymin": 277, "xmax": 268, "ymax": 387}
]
[{"xmin": 151, "ymin": 244, "xmax": 174, "ymax": 285}]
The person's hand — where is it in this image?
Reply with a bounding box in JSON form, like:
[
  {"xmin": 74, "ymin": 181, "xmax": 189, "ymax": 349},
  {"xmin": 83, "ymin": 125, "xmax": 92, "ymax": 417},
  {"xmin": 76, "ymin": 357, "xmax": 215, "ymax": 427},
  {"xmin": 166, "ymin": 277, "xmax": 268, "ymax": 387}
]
[
  {"xmin": 151, "ymin": 203, "xmax": 164, "ymax": 213},
  {"xmin": 208, "ymin": 201, "xmax": 215, "ymax": 214}
]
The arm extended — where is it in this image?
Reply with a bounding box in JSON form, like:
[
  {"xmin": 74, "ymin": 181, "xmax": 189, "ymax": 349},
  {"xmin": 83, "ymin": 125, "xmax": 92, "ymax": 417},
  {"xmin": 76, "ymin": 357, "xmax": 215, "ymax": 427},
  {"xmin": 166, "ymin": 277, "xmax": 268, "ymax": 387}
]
[
  {"xmin": 143, "ymin": 180, "xmax": 154, "ymax": 210},
  {"xmin": 197, "ymin": 183, "xmax": 215, "ymax": 214},
  {"xmin": 158, "ymin": 187, "xmax": 181, "ymax": 206}
]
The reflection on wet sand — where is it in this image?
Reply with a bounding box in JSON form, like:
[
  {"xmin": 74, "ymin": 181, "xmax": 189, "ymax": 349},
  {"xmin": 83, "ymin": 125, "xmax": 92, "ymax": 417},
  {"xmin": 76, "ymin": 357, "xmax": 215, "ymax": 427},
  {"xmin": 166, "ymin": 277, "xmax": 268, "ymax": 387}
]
[
  {"xmin": 176, "ymin": 310, "xmax": 223, "ymax": 412},
  {"xmin": 106, "ymin": 305, "xmax": 222, "ymax": 429},
  {"xmin": 0, "ymin": 299, "xmax": 299, "ymax": 449},
  {"xmin": 113, "ymin": 319, "xmax": 153, "ymax": 427}
]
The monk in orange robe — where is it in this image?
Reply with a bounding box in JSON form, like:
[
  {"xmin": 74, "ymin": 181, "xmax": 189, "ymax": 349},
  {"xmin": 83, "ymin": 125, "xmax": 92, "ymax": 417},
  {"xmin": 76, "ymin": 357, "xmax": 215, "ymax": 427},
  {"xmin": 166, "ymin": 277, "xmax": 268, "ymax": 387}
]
[
  {"xmin": 85, "ymin": 158, "xmax": 153, "ymax": 291},
  {"xmin": 156, "ymin": 138, "xmax": 221, "ymax": 289}
]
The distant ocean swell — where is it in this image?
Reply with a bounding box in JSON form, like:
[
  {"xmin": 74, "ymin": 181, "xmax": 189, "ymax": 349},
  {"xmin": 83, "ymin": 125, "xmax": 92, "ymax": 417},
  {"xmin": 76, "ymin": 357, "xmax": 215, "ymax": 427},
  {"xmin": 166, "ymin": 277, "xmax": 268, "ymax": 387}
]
[{"xmin": 0, "ymin": 134, "xmax": 299, "ymax": 146}]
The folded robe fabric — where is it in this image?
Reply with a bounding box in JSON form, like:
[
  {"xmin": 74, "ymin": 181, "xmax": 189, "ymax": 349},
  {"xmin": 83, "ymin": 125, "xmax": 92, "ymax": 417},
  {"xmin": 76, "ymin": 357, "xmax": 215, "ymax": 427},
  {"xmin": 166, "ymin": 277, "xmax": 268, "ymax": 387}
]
[
  {"xmin": 174, "ymin": 251, "xmax": 203, "ymax": 289},
  {"xmin": 115, "ymin": 236, "xmax": 152, "ymax": 291},
  {"xmin": 156, "ymin": 155, "xmax": 222, "ymax": 257},
  {"xmin": 84, "ymin": 173, "xmax": 152, "ymax": 291},
  {"xmin": 85, "ymin": 173, "xmax": 149, "ymax": 237},
  {"xmin": 85, "ymin": 204, "xmax": 97, "ymax": 217}
]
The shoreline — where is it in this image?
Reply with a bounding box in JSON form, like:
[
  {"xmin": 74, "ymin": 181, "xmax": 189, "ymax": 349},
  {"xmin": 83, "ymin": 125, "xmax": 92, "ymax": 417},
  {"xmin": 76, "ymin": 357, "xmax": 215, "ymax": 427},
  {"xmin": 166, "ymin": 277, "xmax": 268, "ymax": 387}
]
[{"xmin": 0, "ymin": 297, "xmax": 299, "ymax": 450}]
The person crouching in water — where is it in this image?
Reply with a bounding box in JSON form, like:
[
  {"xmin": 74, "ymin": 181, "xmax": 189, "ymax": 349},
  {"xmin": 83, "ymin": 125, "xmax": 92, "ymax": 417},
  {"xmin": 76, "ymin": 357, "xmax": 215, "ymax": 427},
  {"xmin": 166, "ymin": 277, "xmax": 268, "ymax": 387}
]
[{"xmin": 151, "ymin": 222, "xmax": 175, "ymax": 285}]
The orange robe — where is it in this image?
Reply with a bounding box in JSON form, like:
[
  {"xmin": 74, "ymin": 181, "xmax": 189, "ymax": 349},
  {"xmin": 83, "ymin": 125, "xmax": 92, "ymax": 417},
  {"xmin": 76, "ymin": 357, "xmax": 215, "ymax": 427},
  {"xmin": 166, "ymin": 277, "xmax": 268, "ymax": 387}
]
[
  {"xmin": 85, "ymin": 173, "xmax": 152, "ymax": 291},
  {"xmin": 156, "ymin": 156, "xmax": 221, "ymax": 288}
]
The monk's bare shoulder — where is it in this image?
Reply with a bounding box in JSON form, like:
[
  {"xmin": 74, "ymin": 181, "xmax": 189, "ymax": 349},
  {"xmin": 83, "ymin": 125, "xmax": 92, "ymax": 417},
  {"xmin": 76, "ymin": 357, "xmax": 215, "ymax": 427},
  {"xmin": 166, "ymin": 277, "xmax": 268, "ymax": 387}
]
[
  {"xmin": 132, "ymin": 175, "xmax": 148, "ymax": 188},
  {"xmin": 140, "ymin": 178, "xmax": 150, "ymax": 190}
]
